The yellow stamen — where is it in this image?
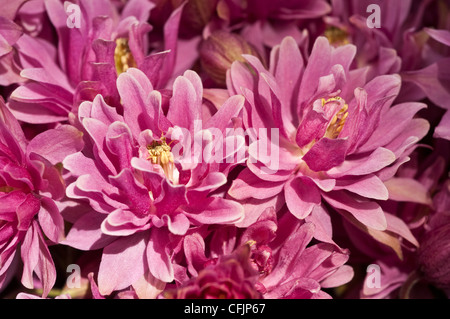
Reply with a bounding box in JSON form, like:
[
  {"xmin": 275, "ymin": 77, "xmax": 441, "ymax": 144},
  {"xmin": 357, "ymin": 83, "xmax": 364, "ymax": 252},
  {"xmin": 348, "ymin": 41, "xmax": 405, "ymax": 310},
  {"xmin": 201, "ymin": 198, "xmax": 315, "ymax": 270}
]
[
  {"xmin": 147, "ymin": 137, "xmax": 175, "ymax": 181},
  {"xmin": 0, "ymin": 186, "xmax": 15, "ymax": 193},
  {"xmin": 114, "ymin": 38, "xmax": 137, "ymax": 75},
  {"xmin": 324, "ymin": 26, "xmax": 350, "ymax": 47},
  {"xmin": 322, "ymin": 97, "xmax": 349, "ymax": 139},
  {"xmin": 246, "ymin": 240, "xmax": 257, "ymax": 247}
]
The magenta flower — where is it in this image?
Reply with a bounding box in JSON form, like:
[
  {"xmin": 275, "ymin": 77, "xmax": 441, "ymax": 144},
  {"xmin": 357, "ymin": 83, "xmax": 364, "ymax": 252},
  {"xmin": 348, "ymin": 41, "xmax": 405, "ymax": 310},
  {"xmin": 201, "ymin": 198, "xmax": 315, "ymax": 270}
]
[
  {"xmin": 170, "ymin": 207, "xmax": 353, "ymax": 299},
  {"xmin": 257, "ymin": 220, "xmax": 353, "ymax": 299},
  {"xmin": 62, "ymin": 68, "xmax": 245, "ymax": 296},
  {"xmin": 8, "ymin": 0, "xmax": 183, "ymax": 124},
  {"xmin": 322, "ymin": 0, "xmax": 450, "ymax": 110},
  {"xmin": 227, "ymin": 36, "xmax": 428, "ymax": 254},
  {"xmin": 216, "ymin": 0, "xmax": 331, "ymax": 54},
  {"xmin": 162, "ymin": 244, "xmax": 262, "ymax": 299},
  {"xmin": 353, "ymin": 151, "xmax": 447, "ymax": 299},
  {"xmin": 0, "ymin": 97, "xmax": 83, "ymax": 297}
]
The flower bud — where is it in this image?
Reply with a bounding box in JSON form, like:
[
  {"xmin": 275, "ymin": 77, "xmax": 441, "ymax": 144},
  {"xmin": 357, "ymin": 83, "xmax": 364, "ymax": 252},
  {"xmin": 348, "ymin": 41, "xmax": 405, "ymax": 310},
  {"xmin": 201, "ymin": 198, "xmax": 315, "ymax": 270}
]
[
  {"xmin": 417, "ymin": 223, "xmax": 450, "ymax": 290},
  {"xmin": 179, "ymin": 0, "xmax": 218, "ymax": 38},
  {"xmin": 199, "ymin": 30, "xmax": 260, "ymax": 85}
]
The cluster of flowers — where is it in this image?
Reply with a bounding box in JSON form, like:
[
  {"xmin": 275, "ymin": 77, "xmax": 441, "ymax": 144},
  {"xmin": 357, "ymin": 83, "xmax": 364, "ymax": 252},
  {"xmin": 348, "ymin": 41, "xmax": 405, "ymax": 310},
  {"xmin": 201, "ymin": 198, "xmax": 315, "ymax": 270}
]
[{"xmin": 0, "ymin": 0, "xmax": 449, "ymax": 299}]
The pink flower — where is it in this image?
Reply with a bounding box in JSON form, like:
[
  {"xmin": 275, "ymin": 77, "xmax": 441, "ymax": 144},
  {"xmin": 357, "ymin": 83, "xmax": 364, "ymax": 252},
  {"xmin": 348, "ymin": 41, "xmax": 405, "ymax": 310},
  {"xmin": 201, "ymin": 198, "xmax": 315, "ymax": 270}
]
[
  {"xmin": 354, "ymin": 152, "xmax": 448, "ymax": 299},
  {"xmin": 8, "ymin": 0, "xmax": 182, "ymax": 124},
  {"xmin": 227, "ymin": 36, "xmax": 429, "ymax": 253},
  {"xmin": 62, "ymin": 68, "xmax": 245, "ymax": 296},
  {"xmin": 0, "ymin": 97, "xmax": 84, "ymax": 297},
  {"xmin": 322, "ymin": 1, "xmax": 450, "ymax": 111},
  {"xmin": 247, "ymin": 209, "xmax": 353, "ymax": 299},
  {"xmin": 169, "ymin": 207, "xmax": 353, "ymax": 299},
  {"xmin": 162, "ymin": 245, "xmax": 262, "ymax": 299}
]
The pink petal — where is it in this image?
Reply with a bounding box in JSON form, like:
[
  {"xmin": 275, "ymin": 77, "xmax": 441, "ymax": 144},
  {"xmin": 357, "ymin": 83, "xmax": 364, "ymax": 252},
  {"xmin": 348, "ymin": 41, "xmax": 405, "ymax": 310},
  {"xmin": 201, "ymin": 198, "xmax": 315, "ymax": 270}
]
[
  {"xmin": 117, "ymin": 69, "xmax": 162, "ymax": 138},
  {"xmin": 8, "ymin": 100, "xmax": 69, "ymax": 124},
  {"xmin": 132, "ymin": 271, "xmax": 165, "ymax": 300},
  {"xmin": 271, "ymin": 36, "xmax": 304, "ymax": 135},
  {"xmin": 334, "ymin": 174, "xmax": 389, "ymax": 200},
  {"xmin": 167, "ymin": 73, "xmax": 202, "ymax": 134},
  {"xmin": 228, "ymin": 168, "xmax": 285, "ymax": 200},
  {"xmin": 385, "ymin": 212, "xmax": 419, "ymax": 247},
  {"xmin": 147, "ymin": 228, "xmax": 174, "ymax": 282},
  {"xmin": 327, "ymin": 147, "xmax": 396, "ymax": 178},
  {"xmin": 159, "ymin": 2, "xmax": 186, "ymax": 87},
  {"xmin": 154, "ymin": 179, "xmax": 188, "ymax": 215},
  {"xmin": 263, "ymin": 222, "xmax": 315, "ymax": 286},
  {"xmin": 16, "ymin": 194, "xmax": 40, "ymax": 231},
  {"xmin": 425, "ymin": 28, "xmax": 450, "ymax": 47},
  {"xmin": 63, "ymin": 212, "xmax": 114, "ymax": 250},
  {"xmin": 285, "ymin": 176, "xmax": 321, "ymax": 219},
  {"xmin": 384, "ymin": 177, "xmax": 433, "ymax": 205},
  {"xmin": 434, "ymin": 109, "xmax": 450, "ymax": 141},
  {"xmin": 305, "ymin": 204, "xmax": 333, "ymax": 244},
  {"xmin": 82, "ymin": 118, "xmax": 117, "ymax": 175},
  {"xmin": 161, "ymin": 213, "xmax": 190, "ymax": 236},
  {"xmin": 204, "ymin": 95, "xmax": 245, "ymax": 133},
  {"xmin": 21, "ymin": 221, "xmax": 56, "ymax": 298},
  {"xmin": 183, "ymin": 197, "xmax": 244, "ymax": 225},
  {"xmin": 302, "ymin": 138, "xmax": 349, "ymax": 172},
  {"xmin": 38, "ymin": 197, "xmax": 64, "ymax": 243},
  {"xmin": 105, "ymin": 121, "xmax": 134, "ymax": 172},
  {"xmin": 27, "ymin": 125, "xmax": 84, "ymax": 165},
  {"xmin": 183, "ymin": 233, "xmax": 208, "ymax": 277},
  {"xmin": 359, "ymin": 102, "xmax": 427, "ymax": 153},
  {"xmin": 320, "ymin": 265, "xmax": 354, "ymax": 288},
  {"xmin": 401, "ymin": 58, "xmax": 450, "ymax": 108},
  {"xmin": 20, "ymin": 223, "xmax": 40, "ymax": 290},
  {"xmin": 235, "ymin": 196, "xmax": 283, "ymax": 228},
  {"xmin": 98, "ymin": 231, "xmax": 148, "ymax": 295},
  {"xmin": 323, "ymin": 191, "xmax": 387, "ymax": 231},
  {"xmin": 109, "ymin": 169, "xmax": 151, "ymax": 218}
]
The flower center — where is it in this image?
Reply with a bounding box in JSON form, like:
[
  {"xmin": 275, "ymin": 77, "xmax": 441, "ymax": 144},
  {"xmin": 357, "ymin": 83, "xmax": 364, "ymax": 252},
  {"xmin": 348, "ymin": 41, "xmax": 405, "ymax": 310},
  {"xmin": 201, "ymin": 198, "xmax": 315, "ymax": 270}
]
[
  {"xmin": 114, "ymin": 38, "xmax": 137, "ymax": 75},
  {"xmin": 324, "ymin": 26, "xmax": 350, "ymax": 47},
  {"xmin": 323, "ymin": 97, "xmax": 348, "ymax": 139},
  {"xmin": 147, "ymin": 137, "xmax": 175, "ymax": 182}
]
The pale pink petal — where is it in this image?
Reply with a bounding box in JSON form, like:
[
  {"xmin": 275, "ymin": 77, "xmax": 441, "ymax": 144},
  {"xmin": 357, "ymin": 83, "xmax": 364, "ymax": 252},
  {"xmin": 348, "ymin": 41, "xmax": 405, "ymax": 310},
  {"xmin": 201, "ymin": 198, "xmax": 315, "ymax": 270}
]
[
  {"xmin": 323, "ymin": 191, "xmax": 387, "ymax": 231},
  {"xmin": 285, "ymin": 176, "xmax": 321, "ymax": 219},
  {"xmin": 228, "ymin": 168, "xmax": 285, "ymax": 200},
  {"xmin": 334, "ymin": 174, "xmax": 389, "ymax": 200},
  {"xmin": 384, "ymin": 177, "xmax": 433, "ymax": 205},
  {"xmin": 63, "ymin": 212, "xmax": 114, "ymax": 250},
  {"xmin": 27, "ymin": 125, "xmax": 84, "ymax": 165},
  {"xmin": 327, "ymin": 147, "xmax": 396, "ymax": 178},
  {"xmin": 385, "ymin": 213, "xmax": 419, "ymax": 247},
  {"xmin": 434, "ymin": 109, "xmax": 450, "ymax": 141},
  {"xmin": 146, "ymin": 228, "xmax": 174, "ymax": 283},
  {"xmin": 98, "ymin": 231, "xmax": 148, "ymax": 296},
  {"xmin": 38, "ymin": 197, "xmax": 64, "ymax": 243},
  {"xmin": 320, "ymin": 265, "xmax": 354, "ymax": 289},
  {"xmin": 183, "ymin": 197, "xmax": 244, "ymax": 225}
]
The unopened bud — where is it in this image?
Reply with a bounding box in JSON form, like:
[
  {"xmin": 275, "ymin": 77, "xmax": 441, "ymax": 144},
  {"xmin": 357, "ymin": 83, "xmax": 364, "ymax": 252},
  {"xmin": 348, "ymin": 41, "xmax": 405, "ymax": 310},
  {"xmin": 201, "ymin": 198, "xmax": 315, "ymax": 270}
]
[
  {"xmin": 199, "ymin": 30, "xmax": 260, "ymax": 85},
  {"xmin": 179, "ymin": 0, "xmax": 218, "ymax": 38}
]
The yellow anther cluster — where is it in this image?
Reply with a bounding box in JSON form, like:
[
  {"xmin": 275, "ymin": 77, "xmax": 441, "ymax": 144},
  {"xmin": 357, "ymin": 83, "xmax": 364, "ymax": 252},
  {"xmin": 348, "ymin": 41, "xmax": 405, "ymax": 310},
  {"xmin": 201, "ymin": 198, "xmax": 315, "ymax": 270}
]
[
  {"xmin": 324, "ymin": 26, "xmax": 350, "ymax": 47},
  {"xmin": 147, "ymin": 138, "xmax": 175, "ymax": 181},
  {"xmin": 322, "ymin": 97, "xmax": 349, "ymax": 139},
  {"xmin": 114, "ymin": 38, "xmax": 137, "ymax": 75}
]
